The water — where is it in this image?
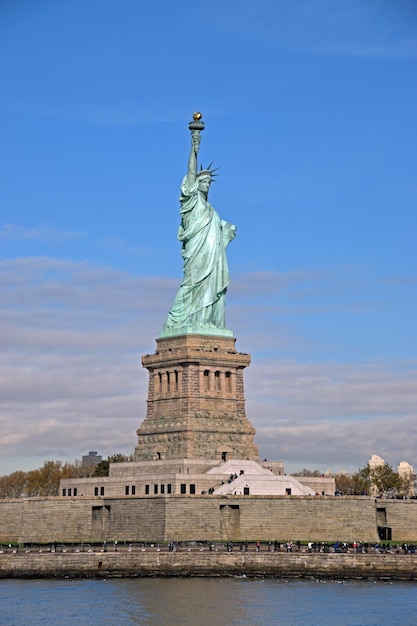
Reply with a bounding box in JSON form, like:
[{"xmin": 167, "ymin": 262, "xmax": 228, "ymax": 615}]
[{"xmin": 0, "ymin": 578, "xmax": 416, "ymax": 625}]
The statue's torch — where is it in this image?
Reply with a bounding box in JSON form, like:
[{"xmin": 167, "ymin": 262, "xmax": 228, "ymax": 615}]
[{"xmin": 189, "ymin": 112, "xmax": 205, "ymax": 144}]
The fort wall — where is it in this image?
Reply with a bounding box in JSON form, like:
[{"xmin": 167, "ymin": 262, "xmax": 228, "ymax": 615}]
[{"xmin": 1, "ymin": 496, "xmax": 416, "ymax": 545}]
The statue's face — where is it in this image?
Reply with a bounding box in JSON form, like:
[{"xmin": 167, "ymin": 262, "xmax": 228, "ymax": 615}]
[{"xmin": 198, "ymin": 176, "xmax": 211, "ymax": 195}]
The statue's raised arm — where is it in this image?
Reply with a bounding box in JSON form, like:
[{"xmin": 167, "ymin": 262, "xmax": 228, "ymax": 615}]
[
  {"xmin": 187, "ymin": 131, "xmax": 200, "ymax": 188},
  {"xmin": 160, "ymin": 113, "xmax": 236, "ymax": 339}
]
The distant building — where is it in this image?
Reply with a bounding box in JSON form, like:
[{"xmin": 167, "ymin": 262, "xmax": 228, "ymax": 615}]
[
  {"xmin": 368, "ymin": 454, "xmax": 415, "ymax": 498},
  {"xmin": 368, "ymin": 454, "xmax": 385, "ymax": 470},
  {"xmin": 398, "ymin": 460, "xmax": 414, "ymax": 476},
  {"xmin": 82, "ymin": 451, "xmax": 102, "ymax": 466},
  {"xmin": 398, "ymin": 461, "xmax": 415, "ymax": 497}
]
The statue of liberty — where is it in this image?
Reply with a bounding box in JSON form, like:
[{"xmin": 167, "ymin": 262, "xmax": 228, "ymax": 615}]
[{"xmin": 161, "ymin": 114, "xmax": 236, "ymax": 337}]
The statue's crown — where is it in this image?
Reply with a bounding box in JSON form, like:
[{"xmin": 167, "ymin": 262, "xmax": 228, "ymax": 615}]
[{"xmin": 196, "ymin": 162, "xmax": 220, "ymax": 180}]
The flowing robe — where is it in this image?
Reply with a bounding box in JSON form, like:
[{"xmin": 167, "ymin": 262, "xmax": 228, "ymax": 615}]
[{"xmin": 163, "ymin": 176, "xmax": 236, "ymax": 331}]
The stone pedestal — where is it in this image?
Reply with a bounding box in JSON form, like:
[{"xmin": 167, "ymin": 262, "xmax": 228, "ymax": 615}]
[{"xmin": 134, "ymin": 334, "xmax": 259, "ymax": 462}]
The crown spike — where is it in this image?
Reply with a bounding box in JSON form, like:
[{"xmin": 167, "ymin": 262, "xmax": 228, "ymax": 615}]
[{"xmin": 196, "ymin": 162, "xmax": 220, "ymax": 179}]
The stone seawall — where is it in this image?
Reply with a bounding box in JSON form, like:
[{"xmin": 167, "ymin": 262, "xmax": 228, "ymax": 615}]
[{"xmin": 1, "ymin": 552, "xmax": 416, "ymax": 580}]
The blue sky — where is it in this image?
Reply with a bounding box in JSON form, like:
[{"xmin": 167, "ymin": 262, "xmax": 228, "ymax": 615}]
[{"xmin": 1, "ymin": 0, "xmax": 416, "ymax": 476}]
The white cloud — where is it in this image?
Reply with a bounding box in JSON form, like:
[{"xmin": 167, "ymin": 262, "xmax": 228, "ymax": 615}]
[
  {"xmin": 0, "ymin": 223, "xmax": 84, "ymax": 242},
  {"xmin": 245, "ymin": 359, "xmax": 417, "ymax": 473}
]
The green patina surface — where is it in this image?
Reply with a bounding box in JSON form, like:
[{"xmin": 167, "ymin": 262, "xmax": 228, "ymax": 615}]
[{"xmin": 161, "ymin": 115, "xmax": 236, "ymax": 338}]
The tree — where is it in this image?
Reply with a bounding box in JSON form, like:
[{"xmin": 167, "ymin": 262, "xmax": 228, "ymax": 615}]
[
  {"xmin": 371, "ymin": 463, "xmax": 401, "ymax": 498},
  {"xmin": 352, "ymin": 464, "xmax": 371, "ymax": 495},
  {"xmin": 0, "ymin": 458, "xmax": 99, "ymax": 498},
  {"xmin": 291, "ymin": 468, "xmax": 323, "ymax": 477},
  {"xmin": 25, "ymin": 460, "xmax": 65, "ymax": 497},
  {"xmin": 62, "ymin": 458, "xmax": 97, "ymax": 479},
  {"xmin": 334, "ymin": 472, "xmax": 354, "ymax": 495},
  {"xmin": 0, "ymin": 470, "xmax": 27, "ymax": 499},
  {"xmin": 0, "ymin": 453, "xmax": 132, "ymax": 497},
  {"xmin": 398, "ymin": 470, "xmax": 416, "ymax": 498},
  {"xmin": 353, "ymin": 461, "xmax": 406, "ymax": 498},
  {"xmin": 93, "ymin": 453, "xmax": 131, "ymax": 477}
]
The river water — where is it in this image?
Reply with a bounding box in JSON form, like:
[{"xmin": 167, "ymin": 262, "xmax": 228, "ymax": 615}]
[{"xmin": 1, "ymin": 577, "xmax": 416, "ymax": 625}]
